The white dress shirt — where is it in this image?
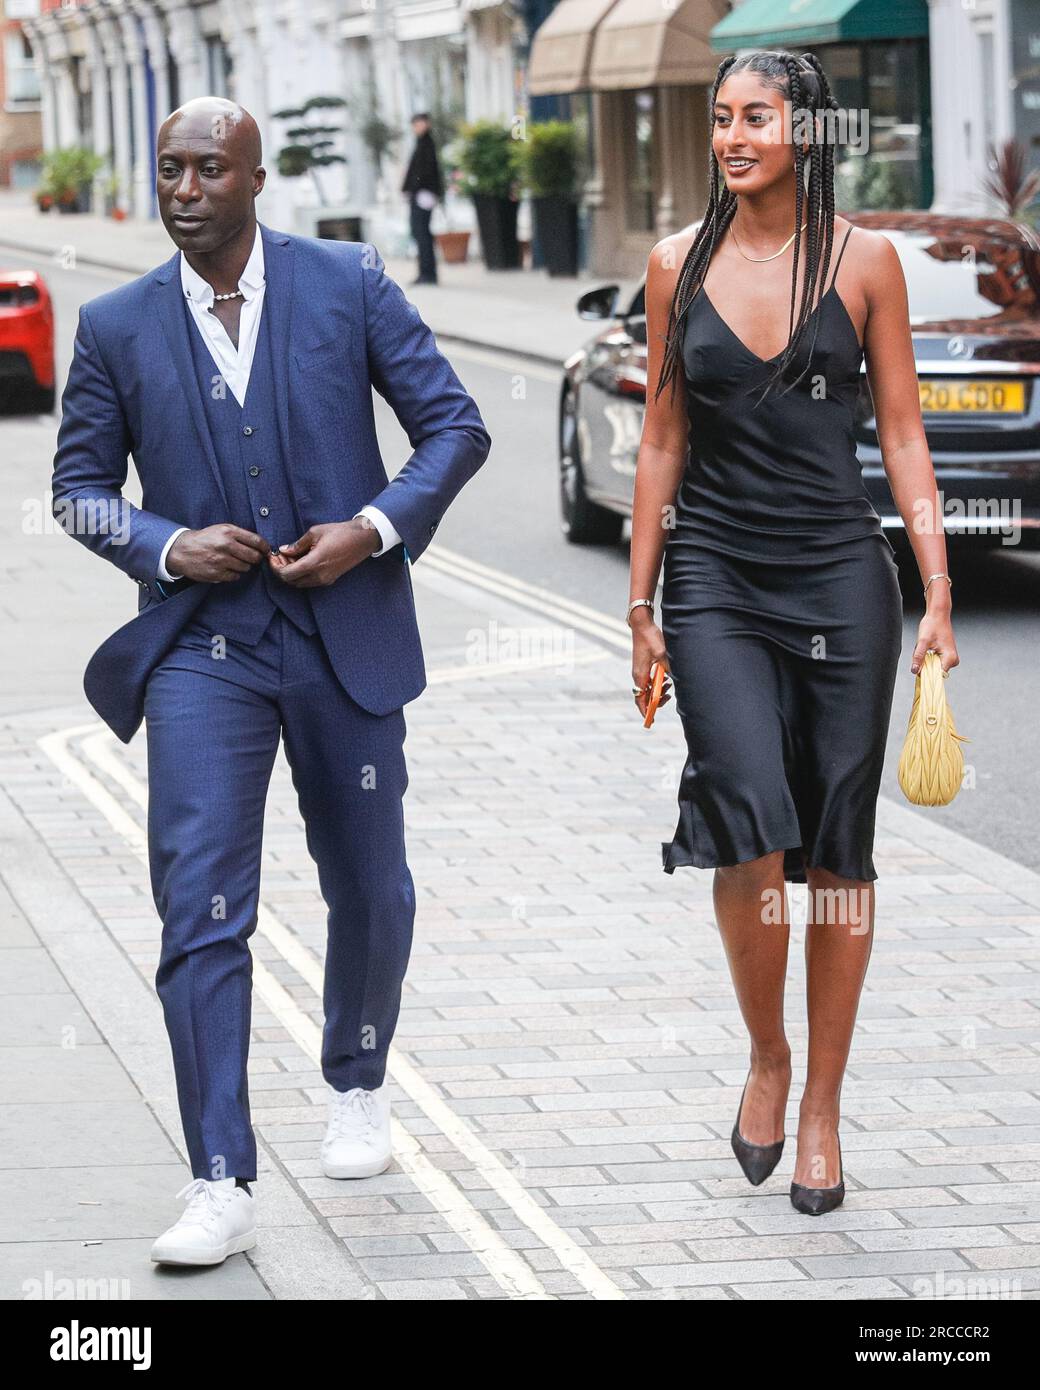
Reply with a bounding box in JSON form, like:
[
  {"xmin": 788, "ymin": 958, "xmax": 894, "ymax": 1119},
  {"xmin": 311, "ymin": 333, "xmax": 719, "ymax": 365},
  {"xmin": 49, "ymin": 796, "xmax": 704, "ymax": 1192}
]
[{"xmin": 157, "ymin": 225, "xmax": 400, "ymax": 582}]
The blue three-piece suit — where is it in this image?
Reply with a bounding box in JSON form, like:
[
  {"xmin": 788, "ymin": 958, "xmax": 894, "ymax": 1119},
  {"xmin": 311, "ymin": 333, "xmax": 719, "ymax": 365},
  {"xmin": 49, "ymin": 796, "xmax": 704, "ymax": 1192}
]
[{"xmin": 51, "ymin": 225, "xmax": 491, "ymax": 1180}]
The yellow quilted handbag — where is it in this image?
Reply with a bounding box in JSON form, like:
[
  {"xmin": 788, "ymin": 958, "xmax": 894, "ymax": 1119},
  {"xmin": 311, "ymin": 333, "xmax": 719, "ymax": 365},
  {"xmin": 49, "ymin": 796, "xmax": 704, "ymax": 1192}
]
[{"xmin": 897, "ymin": 651, "xmax": 969, "ymax": 806}]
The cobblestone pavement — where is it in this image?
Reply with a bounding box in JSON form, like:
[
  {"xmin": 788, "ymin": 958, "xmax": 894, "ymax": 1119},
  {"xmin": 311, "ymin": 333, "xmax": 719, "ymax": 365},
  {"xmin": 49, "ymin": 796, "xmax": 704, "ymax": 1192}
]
[{"xmin": 3, "ymin": 546, "xmax": 1039, "ymax": 1300}]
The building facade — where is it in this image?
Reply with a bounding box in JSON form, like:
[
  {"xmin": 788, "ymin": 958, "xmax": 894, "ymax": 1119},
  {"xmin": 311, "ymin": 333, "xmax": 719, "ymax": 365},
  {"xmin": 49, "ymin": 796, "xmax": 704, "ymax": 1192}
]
[
  {"xmin": 527, "ymin": 0, "xmax": 730, "ymax": 279},
  {"xmin": 1, "ymin": 0, "xmax": 42, "ymax": 188},
  {"xmin": 22, "ymin": 0, "xmax": 525, "ymax": 246},
  {"xmin": 24, "ymin": 0, "xmax": 1037, "ymax": 274},
  {"xmin": 527, "ymin": 0, "xmax": 1040, "ymax": 277},
  {"xmin": 928, "ymin": 0, "xmax": 1039, "ymax": 216}
]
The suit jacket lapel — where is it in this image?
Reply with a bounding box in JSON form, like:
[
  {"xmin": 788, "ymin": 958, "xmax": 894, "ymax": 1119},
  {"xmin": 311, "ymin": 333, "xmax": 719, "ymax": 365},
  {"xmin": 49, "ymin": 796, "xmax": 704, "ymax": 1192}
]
[
  {"xmin": 259, "ymin": 225, "xmax": 295, "ymax": 473},
  {"xmin": 153, "ymin": 250, "xmax": 229, "ymax": 512}
]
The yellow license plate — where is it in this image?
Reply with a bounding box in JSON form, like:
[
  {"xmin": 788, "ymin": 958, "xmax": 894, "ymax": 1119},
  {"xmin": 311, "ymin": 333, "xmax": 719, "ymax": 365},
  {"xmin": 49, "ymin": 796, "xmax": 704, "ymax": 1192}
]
[{"xmin": 919, "ymin": 379, "xmax": 1026, "ymax": 414}]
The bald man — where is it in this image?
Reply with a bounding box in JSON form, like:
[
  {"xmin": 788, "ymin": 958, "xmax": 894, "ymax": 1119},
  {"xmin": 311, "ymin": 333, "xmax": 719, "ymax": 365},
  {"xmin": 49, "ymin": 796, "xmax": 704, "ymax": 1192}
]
[{"xmin": 52, "ymin": 98, "xmax": 491, "ymax": 1267}]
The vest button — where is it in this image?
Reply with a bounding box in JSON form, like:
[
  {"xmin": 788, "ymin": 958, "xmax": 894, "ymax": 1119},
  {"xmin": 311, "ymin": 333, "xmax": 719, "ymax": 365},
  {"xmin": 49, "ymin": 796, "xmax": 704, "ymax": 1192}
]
[
  {"xmin": 242, "ymin": 426, "xmax": 254, "ymax": 436},
  {"xmin": 259, "ymin": 506, "xmax": 270, "ymax": 517},
  {"xmin": 249, "ymin": 466, "xmax": 260, "ymax": 477}
]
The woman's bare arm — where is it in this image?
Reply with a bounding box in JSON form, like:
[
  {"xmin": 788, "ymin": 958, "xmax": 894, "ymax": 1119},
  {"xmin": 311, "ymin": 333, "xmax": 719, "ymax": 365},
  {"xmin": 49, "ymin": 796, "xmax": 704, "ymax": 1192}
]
[
  {"xmin": 630, "ymin": 239, "xmax": 692, "ymax": 609},
  {"xmin": 862, "ymin": 231, "xmax": 959, "ymax": 675},
  {"xmin": 628, "ymin": 237, "xmax": 693, "ymax": 713}
]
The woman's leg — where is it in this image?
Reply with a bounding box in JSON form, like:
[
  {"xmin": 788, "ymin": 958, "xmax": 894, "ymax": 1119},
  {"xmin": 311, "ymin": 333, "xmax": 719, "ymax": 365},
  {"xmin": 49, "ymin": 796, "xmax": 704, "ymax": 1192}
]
[
  {"xmin": 714, "ymin": 849, "xmax": 792, "ymax": 1144},
  {"xmin": 796, "ymin": 868, "xmax": 875, "ymax": 1186}
]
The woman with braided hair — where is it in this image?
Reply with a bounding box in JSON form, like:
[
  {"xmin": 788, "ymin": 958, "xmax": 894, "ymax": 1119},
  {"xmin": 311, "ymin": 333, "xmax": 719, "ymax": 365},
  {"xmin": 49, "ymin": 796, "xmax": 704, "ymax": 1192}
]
[{"xmin": 628, "ymin": 51, "xmax": 959, "ymax": 1214}]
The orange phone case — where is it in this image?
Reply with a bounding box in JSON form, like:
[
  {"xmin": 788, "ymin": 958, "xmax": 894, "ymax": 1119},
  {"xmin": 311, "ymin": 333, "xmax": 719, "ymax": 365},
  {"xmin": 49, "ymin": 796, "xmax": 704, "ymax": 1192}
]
[{"xmin": 643, "ymin": 662, "xmax": 667, "ymax": 729}]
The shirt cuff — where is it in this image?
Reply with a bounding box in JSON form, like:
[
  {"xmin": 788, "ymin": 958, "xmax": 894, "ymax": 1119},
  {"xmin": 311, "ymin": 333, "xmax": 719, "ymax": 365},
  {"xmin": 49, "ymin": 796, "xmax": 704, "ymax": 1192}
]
[
  {"xmin": 157, "ymin": 527, "xmax": 189, "ymax": 581},
  {"xmin": 354, "ymin": 506, "xmax": 401, "ymax": 558}
]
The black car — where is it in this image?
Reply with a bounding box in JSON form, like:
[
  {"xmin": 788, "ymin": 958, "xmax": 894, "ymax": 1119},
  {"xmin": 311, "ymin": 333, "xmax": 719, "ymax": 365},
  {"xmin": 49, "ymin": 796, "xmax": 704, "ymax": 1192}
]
[{"xmin": 559, "ymin": 212, "xmax": 1040, "ymax": 551}]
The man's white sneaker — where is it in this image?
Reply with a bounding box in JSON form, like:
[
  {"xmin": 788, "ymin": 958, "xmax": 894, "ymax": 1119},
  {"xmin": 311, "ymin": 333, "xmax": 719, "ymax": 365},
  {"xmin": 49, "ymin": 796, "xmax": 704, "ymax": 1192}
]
[
  {"xmin": 150, "ymin": 1177, "xmax": 256, "ymax": 1266},
  {"xmin": 321, "ymin": 1084, "xmax": 392, "ymax": 1179}
]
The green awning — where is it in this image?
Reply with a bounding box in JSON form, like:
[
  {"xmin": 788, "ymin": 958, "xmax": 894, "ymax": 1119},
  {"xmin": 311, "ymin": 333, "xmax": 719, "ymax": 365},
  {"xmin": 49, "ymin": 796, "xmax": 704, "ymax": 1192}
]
[{"xmin": 710, "ymin": 0, "xmax": 928, "ymax": 52}]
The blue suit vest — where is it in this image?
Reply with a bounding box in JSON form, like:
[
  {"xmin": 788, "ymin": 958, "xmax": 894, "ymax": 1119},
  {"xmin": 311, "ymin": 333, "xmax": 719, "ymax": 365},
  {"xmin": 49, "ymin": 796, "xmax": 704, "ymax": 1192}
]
[{"xmin": 185, "ymin": 296, "xmax": 316, "ymax": 642}]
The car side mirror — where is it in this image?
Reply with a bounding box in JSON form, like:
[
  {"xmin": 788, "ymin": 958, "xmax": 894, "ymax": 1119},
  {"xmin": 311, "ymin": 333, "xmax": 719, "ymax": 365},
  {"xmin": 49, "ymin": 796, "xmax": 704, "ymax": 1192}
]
[{"xmin": 577, "ymin": 285, "xmax": 620, "ymax": 321}]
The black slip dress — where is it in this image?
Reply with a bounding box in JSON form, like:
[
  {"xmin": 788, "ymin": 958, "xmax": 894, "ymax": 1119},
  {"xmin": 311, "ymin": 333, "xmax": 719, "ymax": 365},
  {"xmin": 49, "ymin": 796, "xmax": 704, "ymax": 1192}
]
[{"xmin": 660, "ymin": 224, "xmax": 903, "ymax": 885}]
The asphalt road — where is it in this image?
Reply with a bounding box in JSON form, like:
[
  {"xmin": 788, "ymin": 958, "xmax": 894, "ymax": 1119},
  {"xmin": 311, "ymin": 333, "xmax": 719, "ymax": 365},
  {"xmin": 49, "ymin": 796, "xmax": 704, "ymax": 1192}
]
[{"xmin": 3, "ymin": 240, "xmax": 1037, "ymax": 875}]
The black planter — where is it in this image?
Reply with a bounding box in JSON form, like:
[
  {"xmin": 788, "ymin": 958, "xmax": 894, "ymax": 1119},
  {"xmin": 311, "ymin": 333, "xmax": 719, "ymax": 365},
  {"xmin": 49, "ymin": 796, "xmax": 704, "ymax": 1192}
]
[
  {"xmin": 532, "ymin": 195, "xmax": 579, "ymax": 277},
  {"xmin": 472, "ymin": 193, "xmax": 520, "ymax": 270},
  {"xmin": 55, "ymin": 188, "xmax": 91, "ymax": 214}
]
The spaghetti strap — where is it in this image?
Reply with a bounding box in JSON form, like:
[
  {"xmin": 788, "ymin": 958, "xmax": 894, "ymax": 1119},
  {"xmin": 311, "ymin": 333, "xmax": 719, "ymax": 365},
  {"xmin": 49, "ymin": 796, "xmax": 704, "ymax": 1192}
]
[
  {"xmin": 828, "ymin": 224, "xmax": 854, "ymax": 291},
  {"xmin": 662, "ymin": 217, "xmax": 900, "ymax": 886}
]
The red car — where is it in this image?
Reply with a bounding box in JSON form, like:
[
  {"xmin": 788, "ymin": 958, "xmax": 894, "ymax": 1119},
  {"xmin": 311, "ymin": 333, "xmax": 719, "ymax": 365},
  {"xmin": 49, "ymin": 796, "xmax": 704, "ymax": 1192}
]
[{"xmin": 0, "ymin": 268, "xmax": 55, "ymax": 412}]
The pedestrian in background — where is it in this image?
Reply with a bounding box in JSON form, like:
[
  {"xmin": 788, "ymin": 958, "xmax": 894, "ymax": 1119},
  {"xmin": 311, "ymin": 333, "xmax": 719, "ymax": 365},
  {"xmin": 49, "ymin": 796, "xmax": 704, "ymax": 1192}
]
[{"xmin": 401, "ymin": 111, "xmax": 442, "ymax": 286}]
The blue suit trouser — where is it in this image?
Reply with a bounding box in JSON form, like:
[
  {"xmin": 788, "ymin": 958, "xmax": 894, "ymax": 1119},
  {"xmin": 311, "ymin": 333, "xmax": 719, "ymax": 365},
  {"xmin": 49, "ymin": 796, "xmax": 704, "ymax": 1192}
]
[{"xmin": 143, "ymin": 610, "xmax": 415, "ymax": 1181}]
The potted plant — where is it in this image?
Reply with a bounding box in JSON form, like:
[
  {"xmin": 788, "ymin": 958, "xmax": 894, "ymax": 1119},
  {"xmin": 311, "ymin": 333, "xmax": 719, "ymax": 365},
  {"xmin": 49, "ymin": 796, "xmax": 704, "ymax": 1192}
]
[
  {"xmin": 981, "ymin": 138, "xmax": 1040, "ymax": 229},
  {"xmin": 273, "ymin": 95, "xmax": 348, "ymax": 205},
  {"xmin": 518, "ymin": 121, "xmax": 580, "ymax": 276},
  {"xmin": 41, "ymin": 147, "xmax": 104, "ymax": 214},
  {"xmin": 433, "ymin": 148, "xmax": 471, "ymax": 263},
  {"xmin": 35, "ymin": 189, "xmax": 53, "ymax": 213},
  {"xmin": 457, "ymin": 120, "xmax": 522, "ymax": 271},
  {"xmin": 435, "ymin": 187, "xmax": 471, "ymax": 261},
  {"xmin": 102, "ymin": 170, "xmax": 127, "ymax": 219},
  {"xmin": 424, "ymin": 108, "xmax": 469, "ymax": 263}
]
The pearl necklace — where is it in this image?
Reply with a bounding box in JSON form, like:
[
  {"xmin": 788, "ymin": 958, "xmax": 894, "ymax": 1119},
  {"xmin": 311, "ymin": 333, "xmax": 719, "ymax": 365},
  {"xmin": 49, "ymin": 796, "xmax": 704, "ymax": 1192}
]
[{"xmin": 213, "ymin": 289, "xmax": 244, "ymax": 301}]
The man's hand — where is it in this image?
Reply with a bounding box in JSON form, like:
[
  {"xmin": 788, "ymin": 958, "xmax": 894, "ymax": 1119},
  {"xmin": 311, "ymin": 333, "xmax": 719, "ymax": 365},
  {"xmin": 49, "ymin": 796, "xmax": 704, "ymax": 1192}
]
[
  {"xmin": 166, "ymin": 525, "xmax": 271, "ymax": 582},
  {"xmin": 269, "ymin": 519, "xmax": 381, "ymax": 588}
]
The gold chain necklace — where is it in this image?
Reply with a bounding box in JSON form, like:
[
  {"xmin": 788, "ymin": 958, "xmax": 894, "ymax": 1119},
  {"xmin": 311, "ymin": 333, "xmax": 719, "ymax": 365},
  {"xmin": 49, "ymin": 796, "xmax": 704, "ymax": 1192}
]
[{"xmin": 730, "ymin": 220, "xmax": 808, "ymax": 263}]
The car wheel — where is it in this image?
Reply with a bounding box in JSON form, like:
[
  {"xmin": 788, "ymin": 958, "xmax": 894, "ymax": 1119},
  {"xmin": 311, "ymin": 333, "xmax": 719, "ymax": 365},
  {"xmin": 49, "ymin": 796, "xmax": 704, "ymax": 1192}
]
[
  {"xmin": 559, "ymin": 387, "xmax": 623, "ymax": 545},
  {"xmin": 35, "ymin": 385, "xmax": 55, "ymax": 414}
]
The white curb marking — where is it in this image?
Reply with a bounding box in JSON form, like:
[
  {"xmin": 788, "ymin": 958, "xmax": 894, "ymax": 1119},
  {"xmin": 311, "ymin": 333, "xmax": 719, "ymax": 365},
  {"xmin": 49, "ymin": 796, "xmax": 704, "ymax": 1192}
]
[{"xmin": 39, "ymin": 723, "xmax": 626, "ymax": 1302}]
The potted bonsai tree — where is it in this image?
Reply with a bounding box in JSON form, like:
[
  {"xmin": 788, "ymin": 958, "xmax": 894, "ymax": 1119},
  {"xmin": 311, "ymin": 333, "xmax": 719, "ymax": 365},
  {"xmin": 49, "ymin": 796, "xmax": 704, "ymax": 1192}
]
[
  {"xmin": 457, "ymin": 120, "xmax": 522, "ymax": 271},
  {"xmin": 273, "ymin": 95, "xmax": 348, "ymax": 205},
  {"xmin": 519, "ymin": 120, "xmax": 580, "ymax": 277}
]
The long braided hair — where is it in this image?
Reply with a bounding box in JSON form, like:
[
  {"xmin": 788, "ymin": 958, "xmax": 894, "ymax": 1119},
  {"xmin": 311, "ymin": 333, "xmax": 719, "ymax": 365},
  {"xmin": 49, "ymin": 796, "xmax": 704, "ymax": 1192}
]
[{"xmin": 655, "ymin": 50, "xmax": 842, "ymax": 410}]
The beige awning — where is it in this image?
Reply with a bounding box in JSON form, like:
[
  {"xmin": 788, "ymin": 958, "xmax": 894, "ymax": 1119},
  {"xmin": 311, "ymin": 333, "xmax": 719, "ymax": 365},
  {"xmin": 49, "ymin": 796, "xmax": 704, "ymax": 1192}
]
[
  {"xmin": 589, "ymin": 0, "xmax": 730, "ymax": 91},
  {"xmin": 526, "ymin": 0, "xmax": 621, "ymax": 96}
]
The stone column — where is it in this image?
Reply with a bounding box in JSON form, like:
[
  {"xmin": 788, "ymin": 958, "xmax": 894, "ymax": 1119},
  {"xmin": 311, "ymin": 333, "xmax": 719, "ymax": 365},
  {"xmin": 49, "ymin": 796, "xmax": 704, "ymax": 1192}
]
[
  {"xmin": 115, "ymin": 5, "xmax": 153, "ymax": 219},
  {"xmin": 21, "ymin": 19, "xmax": 58, "ymax": 154},
  {"xmin": 162, "ymin": 0, "xmax": 207, "ymax": 103},
  {"xmin": 85, "ymin": 19, "xmax": 113, "ymax": 212},
  {"xmin": 585, "ymin": 90, "xmax": 613, "ymax": 278},
  {"xmin": 135, "ymin": 1, "xmax": 172, "ymax": 129},
  {"xmin": 96, "ymin": 12, "xmax": 132, "ymax": 216}
]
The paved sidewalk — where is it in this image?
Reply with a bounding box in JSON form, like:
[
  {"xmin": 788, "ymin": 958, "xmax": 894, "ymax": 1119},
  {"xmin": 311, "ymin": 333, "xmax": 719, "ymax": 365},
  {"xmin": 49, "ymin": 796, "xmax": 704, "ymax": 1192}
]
[
  {"xmin": 3, "ymin": 549, "xmax": 1040, "ymax": 1299},
  {"xmin": 0, "ymin": 192, "xmax": 631, "ymax": 367}
]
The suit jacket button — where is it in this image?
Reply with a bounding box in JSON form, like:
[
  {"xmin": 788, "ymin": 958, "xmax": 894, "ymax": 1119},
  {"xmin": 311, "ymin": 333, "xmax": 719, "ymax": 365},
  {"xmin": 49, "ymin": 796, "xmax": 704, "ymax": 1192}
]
[
  {"xmin": 259, "ymin": 506, "xmax": 270, "ymax": 517},
  {"xmin": 243, "ymin": 426, "xmax": 254, "ymax": 436}
]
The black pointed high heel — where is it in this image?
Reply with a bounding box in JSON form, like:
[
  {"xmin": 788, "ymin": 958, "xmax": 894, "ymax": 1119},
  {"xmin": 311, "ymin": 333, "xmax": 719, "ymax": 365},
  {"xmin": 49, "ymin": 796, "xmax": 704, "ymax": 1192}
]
[
  {"xmin": 790, "ymin": 1132, "xmax": 845, "ymax": 1215},
  {"xmin": 730, "ymin": 1071, "xmax": 785, "ymax": 1186}
]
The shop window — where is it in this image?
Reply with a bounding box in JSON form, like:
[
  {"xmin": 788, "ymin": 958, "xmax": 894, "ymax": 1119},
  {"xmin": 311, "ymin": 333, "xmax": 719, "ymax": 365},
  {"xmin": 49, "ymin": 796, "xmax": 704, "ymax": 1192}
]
[
  {"xmin": 205, "ymin": 36, "xmax": 232, "ymax": 100},
  {"xmin": 5, "ymin": 30, "xmax": 40, "ymax": 107},
  {"xmin": 864, "ymin": 40, "xmax": 922, "ymax": 207}
]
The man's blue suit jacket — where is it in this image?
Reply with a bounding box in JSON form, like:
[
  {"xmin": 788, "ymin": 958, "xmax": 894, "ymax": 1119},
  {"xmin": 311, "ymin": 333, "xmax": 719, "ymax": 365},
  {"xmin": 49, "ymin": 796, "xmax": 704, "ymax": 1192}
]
[{"xmin": 51, "ymin": 224, "xmax": 492, "ymax": 743}]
